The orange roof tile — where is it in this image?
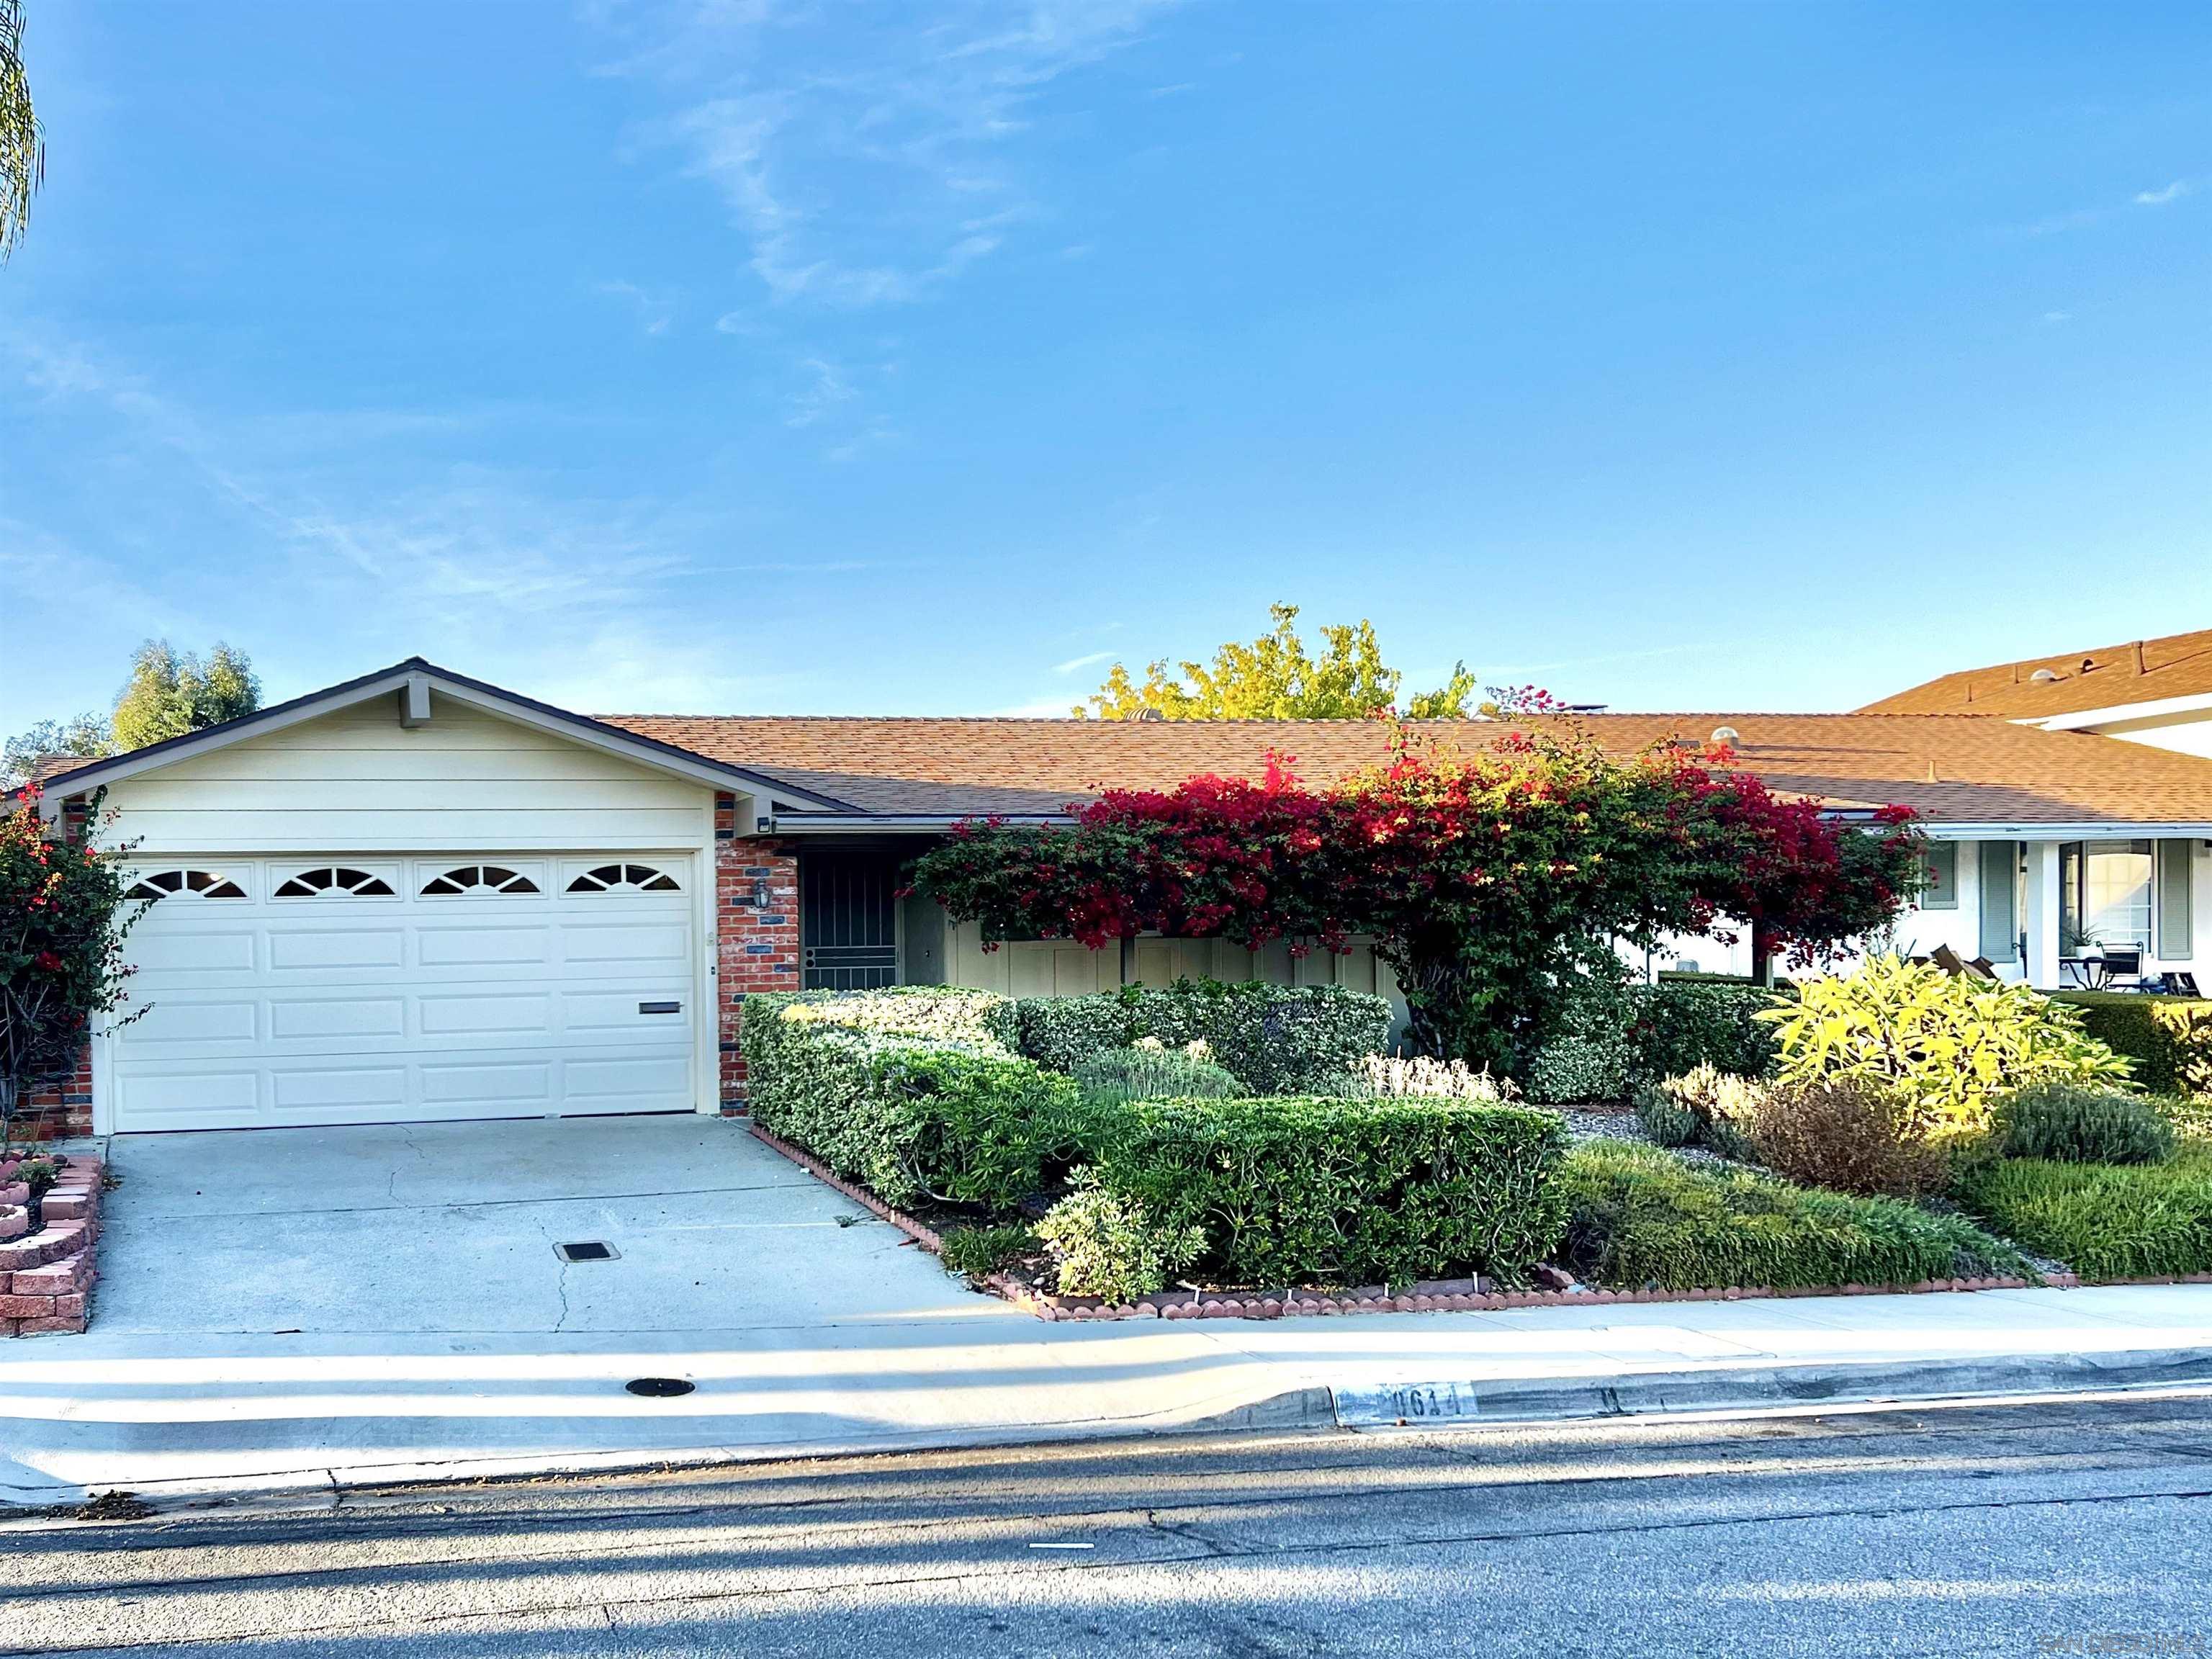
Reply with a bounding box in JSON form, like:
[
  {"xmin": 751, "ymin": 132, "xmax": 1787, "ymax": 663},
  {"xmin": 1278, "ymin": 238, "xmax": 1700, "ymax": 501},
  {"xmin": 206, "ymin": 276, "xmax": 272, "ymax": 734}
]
[
  {"xmin": 1858, "ymin": 626, "xmax": 2212, "ymax": 719},
  {"xmin": 602, "ymin": 711, "xmax": 2212, "ymax": 827}
]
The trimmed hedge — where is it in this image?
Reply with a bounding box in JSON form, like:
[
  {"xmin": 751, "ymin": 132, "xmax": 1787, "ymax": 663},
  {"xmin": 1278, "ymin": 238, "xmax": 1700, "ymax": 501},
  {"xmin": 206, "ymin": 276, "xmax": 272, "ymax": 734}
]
[
  {"xmin": 2053, "ymin": 993, "xmax": 2212, "ymax": 1099},
  {"xmin": 1954, "ymin": 1148, "xmax": 2212, "ymax": 1280},
  {"xmin": 1627, "ymin": 982, "xmax": 1780, "ymax": 1083},
  {"xmin": 1080, "ymin": 1094, "xmax": 1570, "ymax": 1288},
  {"xmin": 1017, "ymin": 980, "xmax": 1392, "ymax": 1095},
  {"xmin": 1556, "ymin": 1141, "xmax": 2030, "ymax": 1291},
  {"xmin": 740, "ymin": 989, "xmax": 1078, "ymax": 1213}
]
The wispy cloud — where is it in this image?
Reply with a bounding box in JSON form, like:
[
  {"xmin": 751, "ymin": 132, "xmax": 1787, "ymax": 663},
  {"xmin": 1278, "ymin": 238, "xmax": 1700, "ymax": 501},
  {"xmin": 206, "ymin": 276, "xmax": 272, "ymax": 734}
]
[
  {"xmin": 2019, "ymin": 177, "xmax": 2200, "ymax": 236},
  {"xmin": 596, "ymin": 279, "xmax": 678, "ymax": 335},
  {"xmin": 2040, "ymin": 309, "xmax": 2072, "ymax": 326},
  {"xmin": 608, "ymin": 1, "xmax": 1179, "ymax": 310},
  {"xmin": 1, "ymin": 331, "xmax": 786, "ymax": 712},
  {"xmin": 1052, "ymin": 648, "xmax": 1115, "ymax": 675},
  {"xmin": 2134, "ymin": 179, "xmax": 2194, "ymax": 207},
  {"xmin": 783, "ymin": 356, "xmax": 856, "ymax": 426}
]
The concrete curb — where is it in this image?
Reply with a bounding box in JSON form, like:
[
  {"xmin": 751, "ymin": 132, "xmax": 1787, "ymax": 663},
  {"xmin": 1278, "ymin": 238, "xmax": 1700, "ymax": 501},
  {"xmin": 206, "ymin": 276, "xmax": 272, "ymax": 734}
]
[{"xmin": 1328, "ymin": 1346, "xmax": 2212, "ymax": 1431}]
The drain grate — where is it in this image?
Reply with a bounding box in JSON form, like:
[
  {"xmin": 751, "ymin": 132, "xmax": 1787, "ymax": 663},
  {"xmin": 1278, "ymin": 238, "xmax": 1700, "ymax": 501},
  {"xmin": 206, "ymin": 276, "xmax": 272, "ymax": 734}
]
[
  {"xmin": 626, "ymin": 1377, "xmax": 696, "ymax": 1398},
  {"xmin": 554, "ymin": 1241, "xmax": 619, "ymax": 1263}
]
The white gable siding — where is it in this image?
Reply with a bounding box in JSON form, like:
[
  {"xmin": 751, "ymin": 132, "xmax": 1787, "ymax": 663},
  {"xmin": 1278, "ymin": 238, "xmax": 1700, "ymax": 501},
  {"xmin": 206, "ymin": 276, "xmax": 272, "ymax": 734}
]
[{"xmin": 95, "ymin": 691, "xmax": 715, "ymax": 854}]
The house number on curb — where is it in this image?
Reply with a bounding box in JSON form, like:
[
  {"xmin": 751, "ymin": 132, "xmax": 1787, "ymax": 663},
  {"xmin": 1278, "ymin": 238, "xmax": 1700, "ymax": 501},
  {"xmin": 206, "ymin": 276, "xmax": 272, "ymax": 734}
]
[{"xmin": 1333, "ymin": 1381, "xmax": 1479, "ymax": 1428}]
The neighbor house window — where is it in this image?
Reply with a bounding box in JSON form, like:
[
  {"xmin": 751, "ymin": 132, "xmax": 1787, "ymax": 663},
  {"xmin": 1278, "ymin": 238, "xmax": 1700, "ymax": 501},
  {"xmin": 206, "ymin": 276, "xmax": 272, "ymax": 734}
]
[
  {"xmin": 2059, "ymin": 840, "xmax": 2153, "ymax": 955},
  {"xmin": 1918, "ymin": 842, "xmax": 1958, "ymax": 909}
]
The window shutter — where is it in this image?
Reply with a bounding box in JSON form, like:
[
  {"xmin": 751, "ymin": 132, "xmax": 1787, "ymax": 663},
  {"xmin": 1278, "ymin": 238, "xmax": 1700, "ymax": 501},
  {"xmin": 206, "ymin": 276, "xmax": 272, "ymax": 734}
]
[
  {"xmin": 2157, "ymin": 840, "xmax": 2194, "ymax": 961},
  {"xmin": 1977, "ymin": 842, "xmax": 2018, "ymax": 963}
]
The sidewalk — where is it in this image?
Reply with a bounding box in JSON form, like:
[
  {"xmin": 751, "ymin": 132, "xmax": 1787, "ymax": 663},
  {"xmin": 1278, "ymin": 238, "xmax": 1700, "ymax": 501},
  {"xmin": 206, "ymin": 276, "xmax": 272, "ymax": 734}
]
[{"xmin": 7, "ymin": 1282, "xmax": 2212, "ymax": 1503}]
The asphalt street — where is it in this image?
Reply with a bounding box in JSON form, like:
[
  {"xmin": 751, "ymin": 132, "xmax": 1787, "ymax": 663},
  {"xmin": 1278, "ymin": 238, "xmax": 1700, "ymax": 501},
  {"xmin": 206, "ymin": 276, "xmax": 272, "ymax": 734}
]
[{"xmin": 9, "ymin": 1393, "xmax": 2212, "ymax": 1657}]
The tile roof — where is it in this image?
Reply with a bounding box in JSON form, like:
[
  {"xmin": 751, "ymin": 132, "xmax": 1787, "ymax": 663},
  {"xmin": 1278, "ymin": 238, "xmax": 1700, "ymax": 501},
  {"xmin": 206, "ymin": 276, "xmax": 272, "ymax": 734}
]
[
  {"xmin": 601, "ymin": 711, "xmax": 2212, "ymax": 827},
  {"xmin": 1858, "ymin": 626, "xmax": 2212, "ymax": 719}
]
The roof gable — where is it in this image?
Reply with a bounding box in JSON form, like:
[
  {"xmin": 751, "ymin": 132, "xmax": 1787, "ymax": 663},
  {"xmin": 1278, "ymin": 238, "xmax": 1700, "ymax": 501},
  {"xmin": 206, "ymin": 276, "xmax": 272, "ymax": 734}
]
[{"xmin": 1858, "ymin": 626, "xmax": 2212, "ymax": 719}]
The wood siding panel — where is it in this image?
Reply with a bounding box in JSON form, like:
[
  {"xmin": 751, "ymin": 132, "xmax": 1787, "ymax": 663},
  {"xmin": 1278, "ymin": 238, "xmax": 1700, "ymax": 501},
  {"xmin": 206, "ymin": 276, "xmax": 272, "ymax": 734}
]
[{"xmin": 99, "ymin": 693, "xmax": 714, "ymax": 855}]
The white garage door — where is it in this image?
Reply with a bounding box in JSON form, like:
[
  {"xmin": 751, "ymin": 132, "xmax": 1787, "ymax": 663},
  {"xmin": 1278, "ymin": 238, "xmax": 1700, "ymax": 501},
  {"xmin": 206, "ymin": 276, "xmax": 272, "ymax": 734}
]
[{"xmin": 107, "ymin": 855, "xmax": 698, "ymax": 1133}]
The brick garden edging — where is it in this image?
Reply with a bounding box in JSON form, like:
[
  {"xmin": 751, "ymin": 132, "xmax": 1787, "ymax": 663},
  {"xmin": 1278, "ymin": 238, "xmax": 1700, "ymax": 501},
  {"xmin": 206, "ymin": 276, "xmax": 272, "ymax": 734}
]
[
  {"xmin": 746, "ymin": 1125, "xmax": 2077, "ymax": 1322},
  {"xmin": 0, "ymin": 1154, "xmax": 103, "ymax": 1336}
]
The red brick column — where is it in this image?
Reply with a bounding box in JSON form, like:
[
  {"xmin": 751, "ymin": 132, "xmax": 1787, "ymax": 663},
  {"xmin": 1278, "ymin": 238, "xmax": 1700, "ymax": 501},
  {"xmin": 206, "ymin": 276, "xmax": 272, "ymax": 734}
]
[
  {"xmin": 19, "ymin": 1041, "xmax": 93, "ymax": 1141},
  {"xmin": 715, "ymin": 794, "xmax": 801, "ymax": 1110}
]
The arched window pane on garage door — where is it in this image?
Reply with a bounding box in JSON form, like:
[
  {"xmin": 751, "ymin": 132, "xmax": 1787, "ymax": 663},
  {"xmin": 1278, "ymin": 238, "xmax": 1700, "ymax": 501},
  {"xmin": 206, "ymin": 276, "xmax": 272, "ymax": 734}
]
[
  {"xmin": 565, "ymin": 863, "xmax": 680, "ymax": 894},
  {"xmin": 274, "ymin": 867, "xmax": 396, "ymax": 898},
  {"xmin": 127, "ymin": 869, "xmax": 246, "ymax": 901},
  {"xmin": 421, "ymin": 865, "xmax": 541, "ymax": 896}
]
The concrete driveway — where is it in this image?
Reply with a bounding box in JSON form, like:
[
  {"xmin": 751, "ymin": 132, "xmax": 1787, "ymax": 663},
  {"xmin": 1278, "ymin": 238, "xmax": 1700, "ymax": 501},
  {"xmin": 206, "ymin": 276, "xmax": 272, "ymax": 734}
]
[{"xmin": 91, "ymin": 1115, "xmax": 988, "ymax": 1337}]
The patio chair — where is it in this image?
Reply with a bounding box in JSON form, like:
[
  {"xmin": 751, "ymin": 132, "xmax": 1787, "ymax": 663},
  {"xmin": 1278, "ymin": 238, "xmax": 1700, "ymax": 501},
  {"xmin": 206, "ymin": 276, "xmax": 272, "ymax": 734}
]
[{"xmin": 2094, "ymin": 947, "xmax": 2144, "ymax": 991}]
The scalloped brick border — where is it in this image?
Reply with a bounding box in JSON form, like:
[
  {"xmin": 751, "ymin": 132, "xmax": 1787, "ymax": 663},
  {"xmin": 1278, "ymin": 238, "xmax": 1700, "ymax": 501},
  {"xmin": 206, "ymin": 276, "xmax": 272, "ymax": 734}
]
[
  {"xmin": 0, "ymin": 1154, "xmax": 103, "ymax": 1336},
  {"xmin": 747, "ymin": 1125, "xmax": 2128, "ymax": 1322}
]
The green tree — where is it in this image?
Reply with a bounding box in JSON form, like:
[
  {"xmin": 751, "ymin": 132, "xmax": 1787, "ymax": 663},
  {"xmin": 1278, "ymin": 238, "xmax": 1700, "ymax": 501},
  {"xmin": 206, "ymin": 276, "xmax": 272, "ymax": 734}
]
[
  {"xmin": 1, "ymin": 0, "xmax": 41, "ymax": 261},
  {"xmin": 0, "ymin": 713, "xmax": 112, "ymax": 788},
  {"xmin": 1078, "ymin": 603, "xmax": 1478, "ymax": 720},
  {"xmin": 110, "ymin": 641, "xmax": 261, "ymax": 752}
]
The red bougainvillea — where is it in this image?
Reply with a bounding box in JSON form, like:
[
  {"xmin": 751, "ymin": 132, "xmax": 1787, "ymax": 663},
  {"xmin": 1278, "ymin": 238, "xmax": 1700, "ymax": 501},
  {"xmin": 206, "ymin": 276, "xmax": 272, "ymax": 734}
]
[{"xmin": 910, "ymin": 724, "xmax": 1925, "ymax": 1070}]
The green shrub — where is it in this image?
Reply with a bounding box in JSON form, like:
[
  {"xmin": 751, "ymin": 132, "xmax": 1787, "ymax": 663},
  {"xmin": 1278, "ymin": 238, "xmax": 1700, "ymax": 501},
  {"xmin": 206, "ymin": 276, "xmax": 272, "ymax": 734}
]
[
  {"xmin": 740, "ymin": 992, "xmax": 1082, "ymax": 1214},
  {"xmin": 1627, "ymin": 982, "xmax": 1781, "ymax": 1082},
  {"xmin": 1337, "ymin": 1053, "xmax": 1520, "ymax": 1102},
  {"xmin": 1034, "ymin": 1174, "xmax": 1208, "ymax": 1302},
  {"xmin": 1760, "ymin": 956, "xmax": 2134, "ymax": 1140},
  {"xmin": 1081, "ymin": 1094, "xmax": 1570, "ymax": 1288},
  {"xmin": 1633, "ymin": 1084, "xmax": 1704, "ymax": 1148},
  {"xmin": 773, "ymin": 985, "xmax": 1020, "ymax": 1053},
  {"xmin": 1995, "ymin": 1082, "xmax": 2176, "ymax": 1166},
  {"xmin": 1015, "ymin": 979, "xmax": 1392, "ymax": 1094},
  {"xmin": 1748, "ymin": 1078, "xmax": 1951, "ymax": 1198},
  {"xmin": 1955, "ymin": 1148, "xmax": 2212, "ymax": 1280},
  {"xmin": 2054, "ymin": 994, "xmax": 2212, "ymax": 1100},
  {"xmin": 1639, "ymin": 1063, "xmax": 1765, "ymax": 1156},
  {"xmin": 1073, "ymin": 1043, "xmax": 1245, "ymax": 1105},
  {"xmin": 1524, "ymin": 1035, "xmax": 1632, "ymax": 1105},
  {"xmin": 1557, "ymin": 1141, "xmax": 2029, "ymax": 1291},
  {"xmin": 1016, "ymin": 995, "xmax": 1139, "ymax": 1074},
  {"xmin": 938, "ymin": 1224, "xmax": 1039, "ymax": 1280}
]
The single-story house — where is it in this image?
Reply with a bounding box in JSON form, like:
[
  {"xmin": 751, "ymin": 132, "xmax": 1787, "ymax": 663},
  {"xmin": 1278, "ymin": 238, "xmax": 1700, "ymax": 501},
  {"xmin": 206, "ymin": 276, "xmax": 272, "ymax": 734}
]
[
  {"xmin": 1863, "ymin": 625, "xmax": 2212, "ymax": 760},
  {"xmin": 19, "ymin": 657, "xmax": 2212, "ymax": 1137}
]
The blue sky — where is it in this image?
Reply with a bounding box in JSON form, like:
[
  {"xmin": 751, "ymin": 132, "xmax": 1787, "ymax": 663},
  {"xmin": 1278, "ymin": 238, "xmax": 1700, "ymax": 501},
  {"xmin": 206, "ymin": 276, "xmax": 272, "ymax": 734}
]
[{"xmin": 2, "ymin": 1, "xmax": 2206, "ymax": 727}]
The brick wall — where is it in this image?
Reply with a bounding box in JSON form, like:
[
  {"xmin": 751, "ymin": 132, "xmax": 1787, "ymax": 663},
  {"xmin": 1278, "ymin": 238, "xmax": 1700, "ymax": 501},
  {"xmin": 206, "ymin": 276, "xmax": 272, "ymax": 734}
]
[
  {"xmin": 714, "ymin": 793, "xmax": 801, "ymax": 1109},
  {"xmin": 18, "ymin": 794, "xmax": 95, "ymax": 1141},
  {"xmin": 19, "ymin": 1043, "xmax": 93, "ymax": 1141}
]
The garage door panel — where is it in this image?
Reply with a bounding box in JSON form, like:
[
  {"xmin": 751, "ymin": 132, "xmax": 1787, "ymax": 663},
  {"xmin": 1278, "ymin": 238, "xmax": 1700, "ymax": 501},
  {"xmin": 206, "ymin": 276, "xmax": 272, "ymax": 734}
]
[
  {"xmin": 421, "ymin": 1060, "xmax": 554, "ymax": 1106},
  {"xmin": 416, "ymin": 924, "xmax": 554, "ymax": 967},
  {"xmin": 269, "ymin": 928, "xmax": 407, "ymax": 972},
  {"xmin": 563, "ymin": 1055, "xmax": 690, "ymax": 1112},
  {"xmin": 121, "ymin": 999, "xmax": 260, "ymax": 1049},
  {"xmin": 130, "ymin": 930, "xmax": 258, "ymax": 976},
  {"xmin": 111, "ymin": 852, "xmax": 701, "ymax": 1132},
  {"xmin": 560, "ymin": 988, "xmax": 691, "ymax": 1033},
  {"xmin": 269, "ymin": 997, "xmax": 407, "ymax": 1042},
  {"xmin": 115, "ymin": 1069, "xmax": 261, "ymax": 1129},
  {"xmin": 420, "ymin": 992, "xmax": 554, "ymax": 1037},
  {"xmin": 272, "ymin": 1066, "xmax": 409, "ymax": 1112},
  {"xmin": 562, "ymin": 920, "xmax": 689, "ymax": 964}
]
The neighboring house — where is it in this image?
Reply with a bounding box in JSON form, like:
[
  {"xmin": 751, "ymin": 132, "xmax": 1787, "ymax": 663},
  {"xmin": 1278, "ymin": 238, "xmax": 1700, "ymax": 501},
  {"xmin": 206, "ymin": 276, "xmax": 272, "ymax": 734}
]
[
  {"xmin": 19, "ymin": 657, "xmax": 2212, "ymax": 1136},
  {"xmin": 1863, "ymin": 626, "xmax": 2212, "ymax": 758}
]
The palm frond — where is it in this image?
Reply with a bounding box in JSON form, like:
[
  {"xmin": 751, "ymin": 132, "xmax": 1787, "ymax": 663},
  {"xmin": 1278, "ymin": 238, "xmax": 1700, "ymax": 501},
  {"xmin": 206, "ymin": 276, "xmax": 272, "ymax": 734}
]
[{"xmin": 0, "ymin": 0, "xmax": 43, "ymax": 261}]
